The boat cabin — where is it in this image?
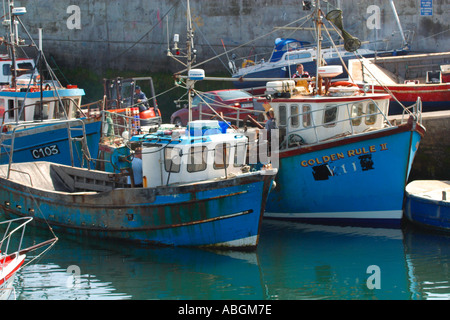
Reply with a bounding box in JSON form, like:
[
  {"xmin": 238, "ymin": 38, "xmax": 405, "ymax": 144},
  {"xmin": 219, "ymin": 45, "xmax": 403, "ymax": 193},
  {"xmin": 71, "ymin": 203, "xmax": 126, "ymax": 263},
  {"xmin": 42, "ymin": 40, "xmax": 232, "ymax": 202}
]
[
  {"xmin": 128, "ymin": 120, "xmax": 250, "ymax": 187},
  {"xmin": 0, "ymin": 86, "xmax": 84, "ymax": 125},
  {"xmin": 264, "ymin": 67, "xmax": 391, "ymax": 149},
  {"xmin": 0, "ymin": 57, "xmax": 36, "ymax": 85},
  {"xmin": 269, "ymin": 38, "xmax": 311, "ymax": 62}
]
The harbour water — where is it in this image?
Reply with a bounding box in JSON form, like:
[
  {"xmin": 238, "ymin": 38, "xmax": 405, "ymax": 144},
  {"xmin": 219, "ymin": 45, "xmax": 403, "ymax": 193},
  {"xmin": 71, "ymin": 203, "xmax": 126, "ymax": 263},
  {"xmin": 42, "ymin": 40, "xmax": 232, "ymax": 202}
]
[{"xmin": 9, "ymin": 217, "xmax": 450, "ymax": 301}]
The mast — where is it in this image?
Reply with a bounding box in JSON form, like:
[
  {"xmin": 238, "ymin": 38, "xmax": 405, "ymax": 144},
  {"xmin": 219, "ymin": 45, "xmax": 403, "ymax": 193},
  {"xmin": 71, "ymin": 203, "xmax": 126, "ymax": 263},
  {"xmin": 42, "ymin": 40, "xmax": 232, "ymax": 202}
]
[
  {"xmin": 388, "ymin": 0, "xmax": 407, "ymax": 48},
  {"xmin": 8, "ymin": 0, "xmax": 17, "ymax": 89},
  {"xmin": 314, "ymin": 1, "xmax": 323, "ymax": 95},
  {"xmin": 185, "ymin": 0, "xmax": 194, "ymax": 124}
]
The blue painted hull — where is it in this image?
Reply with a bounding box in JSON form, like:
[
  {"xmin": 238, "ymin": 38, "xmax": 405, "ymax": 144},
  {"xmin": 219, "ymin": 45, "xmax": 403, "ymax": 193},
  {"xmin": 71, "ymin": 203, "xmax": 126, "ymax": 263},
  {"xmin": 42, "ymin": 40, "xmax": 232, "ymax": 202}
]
[
  {"xmin": 0, "ymin": 118, "xmax": 102, "ymax": 168},
  {"xmin": 265, "ymin": 122, "xmax": 424, "ymax": 227},
  {"xmin": 405, "ymin": 184, "xmax": 450, "ymax": 232},
  {"xmin": 0, "ymin": 163, "xmax": 274, "ymax": 248}
]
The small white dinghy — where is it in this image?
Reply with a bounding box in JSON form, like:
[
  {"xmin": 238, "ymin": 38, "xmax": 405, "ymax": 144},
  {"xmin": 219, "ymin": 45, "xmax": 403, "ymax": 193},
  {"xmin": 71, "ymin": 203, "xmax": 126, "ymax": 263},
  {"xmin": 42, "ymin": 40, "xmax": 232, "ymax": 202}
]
[{"xmin": 404, "ymin": 180, "xmax": 450, "ymax": 232}]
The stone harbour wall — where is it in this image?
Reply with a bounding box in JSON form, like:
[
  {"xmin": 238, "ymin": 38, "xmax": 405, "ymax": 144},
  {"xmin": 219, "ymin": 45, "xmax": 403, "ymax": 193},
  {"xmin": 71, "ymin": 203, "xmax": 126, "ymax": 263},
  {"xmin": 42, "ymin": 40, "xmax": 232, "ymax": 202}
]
[
  {"xmin": 409, "ymin": 111, "xmax": 450, "ymax": 181},
  {"xmin": 12, "ymin": 0, "xmax": 450, "ymax": 74}
]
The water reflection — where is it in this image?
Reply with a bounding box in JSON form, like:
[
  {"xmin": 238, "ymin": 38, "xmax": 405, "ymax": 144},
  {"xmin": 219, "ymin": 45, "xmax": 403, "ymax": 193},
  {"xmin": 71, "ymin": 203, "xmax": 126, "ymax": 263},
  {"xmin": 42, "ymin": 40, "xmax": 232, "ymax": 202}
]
[
  {"xmin": 258, "ymin": 220, "xmax": 409, "ymax": 300},
  {"xmin": 11, "ymin": 219, "xmax": 450, "ymax": 300},
  {"xmin": 403, "ymin": 224, "xmax": 450, "ymax": 300}
]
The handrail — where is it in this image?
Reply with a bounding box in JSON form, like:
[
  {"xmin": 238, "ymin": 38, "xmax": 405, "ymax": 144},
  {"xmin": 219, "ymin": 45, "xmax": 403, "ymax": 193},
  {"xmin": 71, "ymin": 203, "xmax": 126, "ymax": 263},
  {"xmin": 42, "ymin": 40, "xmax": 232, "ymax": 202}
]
[
  {"xmin": 279, "ymin": 98, "xmax": 392, "ymax": 148},
  {"xmin": 1, "ymin": 118, "xmax": 89, "ymax": 178},
  {"xmin": 196, "ymin": 98, "xmax": 266, "ymax": 127},
  {"xmin": 0, "ymin": 97, "xmax": 81, "ymax": 129},
  {"xmin": 101, "ymin": 109, "xmax": 143, "ymax": 141},
  {"xmin": 0, "ymin": 217, "xmax": 33, "ymax": 261}
]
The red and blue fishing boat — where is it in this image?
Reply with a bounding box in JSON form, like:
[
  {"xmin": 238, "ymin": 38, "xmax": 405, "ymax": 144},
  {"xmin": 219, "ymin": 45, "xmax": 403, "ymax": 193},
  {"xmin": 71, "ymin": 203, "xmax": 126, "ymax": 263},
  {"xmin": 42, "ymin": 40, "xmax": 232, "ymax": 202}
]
[
  {"xmin": 0, "ymin": 3, "xmax": 102, "ymax": 168},
  {"xmin": 260, "ymin": 5, "xmax": 425, "ymax": 227},
  {"xmin": 349, "ymin": 53, "xmax": 450, "ymax": 115}
]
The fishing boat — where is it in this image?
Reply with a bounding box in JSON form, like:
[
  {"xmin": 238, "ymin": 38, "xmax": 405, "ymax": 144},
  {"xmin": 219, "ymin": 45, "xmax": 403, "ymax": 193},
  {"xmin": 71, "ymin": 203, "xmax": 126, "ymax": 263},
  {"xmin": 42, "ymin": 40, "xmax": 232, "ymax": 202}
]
[
  {"xmin": 229, "ymin": 0, "xmax": 409, "ymax": 95},
  {"xmin": 349, "ymin": 53, "xmax": 450, "ymax": 115},
  {"xmin": 259, "ymin": 4, "xmax": 425, "ymax": 227},
  {"xmin": 404, "ymin": 180, "xmax": 450, "ymax": 232},
  {"xmin": 231, "ymin": 39, "xmax": 408, "ymax": 95},
  {"xmin": 0, "ymin": 217, "xmax": 57, "ymax": 300},
  {"xmin": 0, "ymin": 117, "xmax": 277, "ymax": 249},
  {"xmin": 103, "ymin": 76, "xmax": 162, "ymax": 128},
  {"xmin": 0, "ymin": 1, "xmax": 277, "ymax": 249},
  {"xmin": 0, "ymin": 2, "xmax": 101, "ymax": 168}
]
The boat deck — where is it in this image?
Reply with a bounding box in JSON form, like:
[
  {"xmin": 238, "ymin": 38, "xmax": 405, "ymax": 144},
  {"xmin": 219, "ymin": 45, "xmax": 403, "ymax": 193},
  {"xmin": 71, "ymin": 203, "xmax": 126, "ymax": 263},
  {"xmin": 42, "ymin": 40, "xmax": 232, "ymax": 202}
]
[
  {"xmin": 406, "ymin": 180, "xmax": 450, "ymax": 201},
  {"xmin": 0, "ymin": 162, "xmax": 128, "ymax": 193}
]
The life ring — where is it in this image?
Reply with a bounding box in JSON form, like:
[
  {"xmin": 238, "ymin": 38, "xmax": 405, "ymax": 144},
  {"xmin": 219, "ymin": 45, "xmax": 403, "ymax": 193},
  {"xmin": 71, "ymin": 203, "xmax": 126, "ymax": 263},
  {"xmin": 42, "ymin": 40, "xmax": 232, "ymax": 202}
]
[
  {"xmin": 242, "ymin": 59, "xmax": 255, "ymax": 68},
  {"xmin": 330, "ymin": 81, "xmax": 358, "ymax": 88}
]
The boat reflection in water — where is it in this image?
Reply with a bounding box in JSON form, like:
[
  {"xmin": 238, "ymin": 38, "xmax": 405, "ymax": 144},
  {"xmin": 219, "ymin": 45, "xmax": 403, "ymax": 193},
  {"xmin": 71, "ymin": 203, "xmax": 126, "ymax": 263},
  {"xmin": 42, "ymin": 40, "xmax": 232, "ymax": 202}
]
[
  {"xmin": 12, "ymin": 220, "xmax": 448, "ymax": 300},
  {"xmin": 403, "ymin": 223, "xmax": 450, "ymax": 300}
]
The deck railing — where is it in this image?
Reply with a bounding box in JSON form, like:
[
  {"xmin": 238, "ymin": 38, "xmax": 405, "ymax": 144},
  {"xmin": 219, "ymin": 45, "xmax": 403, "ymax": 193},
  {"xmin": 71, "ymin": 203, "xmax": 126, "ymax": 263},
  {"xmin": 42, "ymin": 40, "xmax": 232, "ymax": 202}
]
[{"xmin": 278, "ymin": 98, "xmax": 398, "ymax": 149}]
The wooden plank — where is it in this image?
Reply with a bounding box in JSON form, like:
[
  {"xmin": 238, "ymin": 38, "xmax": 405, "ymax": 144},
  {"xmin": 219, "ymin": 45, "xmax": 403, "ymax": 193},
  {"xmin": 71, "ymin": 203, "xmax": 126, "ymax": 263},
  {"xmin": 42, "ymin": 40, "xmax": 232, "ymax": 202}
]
[
  {"xmin": 74, "ymin": 181, "xmax": 114, "ymax": 192},
  {"xmin": 50, "ymin": 165, "xmax": 75, "ymax": 192},
  {"xmin": 60, "ymin": 165, "xmax": 114, "ymax": 182}
]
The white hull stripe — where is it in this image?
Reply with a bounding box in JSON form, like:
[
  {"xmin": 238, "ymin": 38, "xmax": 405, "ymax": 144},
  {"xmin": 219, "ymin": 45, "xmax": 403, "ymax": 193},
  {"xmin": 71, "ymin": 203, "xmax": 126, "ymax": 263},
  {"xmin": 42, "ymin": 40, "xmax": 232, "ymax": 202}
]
[{"xmin": 264, "ymin": 210, "xmax": 403, "ymax": 220}]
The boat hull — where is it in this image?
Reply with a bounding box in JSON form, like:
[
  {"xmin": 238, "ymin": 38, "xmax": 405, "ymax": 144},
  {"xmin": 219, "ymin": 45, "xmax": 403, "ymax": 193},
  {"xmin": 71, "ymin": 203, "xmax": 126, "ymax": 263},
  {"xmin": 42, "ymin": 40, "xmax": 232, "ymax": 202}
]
[
  {"xmin": 0, "ymin": 164, "xmax": 275, "ymax": 249},
  {"xmin": 357, "ymin": 83, "xmax": 450, "ymax": 115},
  {"xmin": 404, "ymin": 181, "xmax": 450, "ymax": 232},
  {"xmin": 265, "ymin": 120, "xmax": 424, "ymax": 227},
  {"xmin": 0, "ymin": 118, "xmax": 102, "ymax": 168},
  {"xmin": 0, "ymin": 254, "xmax": 25, "ymax": 300}
]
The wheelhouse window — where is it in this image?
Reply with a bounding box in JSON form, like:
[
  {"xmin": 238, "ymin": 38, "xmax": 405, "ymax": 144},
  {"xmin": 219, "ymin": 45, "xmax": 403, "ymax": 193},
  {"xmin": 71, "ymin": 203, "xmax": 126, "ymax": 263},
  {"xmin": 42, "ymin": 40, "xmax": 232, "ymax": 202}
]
[
  {"xmin": 279, "ymin": 105, "xmax": 287, "ymax": 127},
  {"xmin": 234, "ymin": 142, "xmax": 247, "ymax": 167},
  {"xmin": 17, "ymin": 62, "xmax": 33, "ymax": 74},
  {"xmin": 285, "ymin": 52, "xmax": 312, "ymax": 61},
  {"xmin": 290, "ymin": 104, "xmax": 299, "ymax": 128},
  {"xmin": 187, "ymin": 146, "xmax": 207, "ymax": 172},
  {"xmin": 302, "ymin": 105, "xmax": 312, "ymax": 127},
  {"xmin": 351, "ymin": 103, "xmax": 364, "ymax": 126},
  {"xmin": 365, "ymin": 103, "xmax": 377, "ymax": 125},
  {"xmin": 2, "ymin": 64, "xmax": 11, "ymax": 76},
  {"xmin": 164, "ymin": 147, "xmax": 181, "ymax": 173},
  {"xmin": 7, "ymin": 100, "xmax": 14, "ymax": 119},
  {"xmin": 214, "ymin": 143, "xmax": 230, "ymax": 170},
  {"xmin": 323, "ymin": 105, "xmax": 337, "ymax": 127},
  {"xmin": 33, "ymin": 102, "xmax": 49, "ymax": 121},
  {"xmin": 53, "ymin": 99, "xmax": 74, "ymax": 119}
]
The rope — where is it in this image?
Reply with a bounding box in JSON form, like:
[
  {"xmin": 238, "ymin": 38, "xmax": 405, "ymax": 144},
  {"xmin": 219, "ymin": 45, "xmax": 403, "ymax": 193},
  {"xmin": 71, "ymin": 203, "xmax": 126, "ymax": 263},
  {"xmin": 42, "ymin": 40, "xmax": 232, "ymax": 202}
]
[
  {"xmin": 179, "ymin": 14, "xmax": 313, "ymax": 74},
  {"xmin": 108, "ymin": 1, "xmax": 179, "ymax": 62},
  {"xmin": 321, "ymin": 20, "xmax": 413, "ymax": 117}
]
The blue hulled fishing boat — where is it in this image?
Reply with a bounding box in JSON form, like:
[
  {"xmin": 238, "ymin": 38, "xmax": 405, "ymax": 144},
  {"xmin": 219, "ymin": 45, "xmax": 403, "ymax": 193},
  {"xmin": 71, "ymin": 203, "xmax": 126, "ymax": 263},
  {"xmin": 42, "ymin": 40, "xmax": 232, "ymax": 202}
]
[
  {"xmin": 0, "ymin": 0, "xmax": 277, "ymax": 249},
  {"xmin": 0, "ymin": 118, "xmax": 277, "ymax": 248},
  {"xmin": 260, "ymin": 4, "xmax": 424, "ymax": 227},
  {"xmin": 0, "ymin": 2, "xmax": 101, "ymax": 168}
]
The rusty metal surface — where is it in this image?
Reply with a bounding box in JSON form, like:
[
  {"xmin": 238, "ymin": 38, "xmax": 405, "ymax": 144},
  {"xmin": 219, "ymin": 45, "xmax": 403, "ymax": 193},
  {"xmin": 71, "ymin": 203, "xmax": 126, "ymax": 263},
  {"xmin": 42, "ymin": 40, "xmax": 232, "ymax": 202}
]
[{"xmin": 0, "ymin": 162, "xmax": 276, "ymax": 248}]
